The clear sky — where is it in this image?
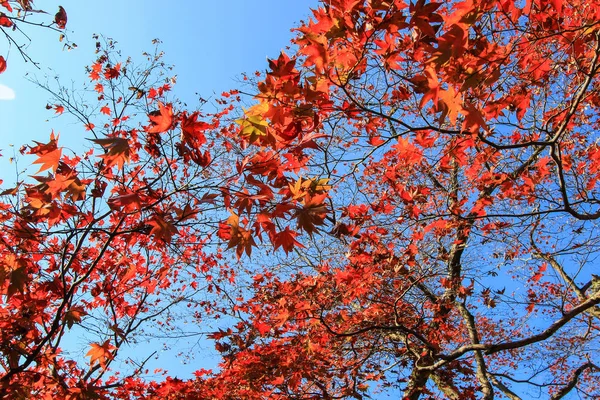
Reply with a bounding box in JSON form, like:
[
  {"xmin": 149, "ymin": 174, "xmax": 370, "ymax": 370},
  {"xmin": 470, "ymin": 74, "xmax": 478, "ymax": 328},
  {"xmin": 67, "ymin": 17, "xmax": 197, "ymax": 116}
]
[
  {"xmin": 0, "ymin": 0, "xmax": 318, "ymax": 380},
  {"xmin": 0, "ymin": 0, "xmax": 318, "ymax": 179}
]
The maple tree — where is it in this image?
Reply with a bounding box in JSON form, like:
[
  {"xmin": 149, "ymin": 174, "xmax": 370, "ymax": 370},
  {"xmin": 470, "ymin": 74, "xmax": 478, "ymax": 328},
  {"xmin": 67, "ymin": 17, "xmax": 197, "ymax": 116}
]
[
  {"xmin": 0, "ymin": 37, "xmax": 251, "ymax": 398},
  {"xmin": 4, "ymin": 0, "xmax": 600, "ymax": 399},
  {"xmin": 0, "ymin": 1, "xmax": 71, "ymax": 73},
  {"xmin": 146, "ymin": 0, "xmax": 600, "ymax": 398}
]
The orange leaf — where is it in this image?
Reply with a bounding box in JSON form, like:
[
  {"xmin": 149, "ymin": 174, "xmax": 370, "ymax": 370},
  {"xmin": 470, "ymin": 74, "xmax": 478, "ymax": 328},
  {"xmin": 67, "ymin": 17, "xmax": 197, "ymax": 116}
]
[
  {"xmin": 86, "ymin": 340, "xmax": 115, "ymax": 368},
  {"xmin": 146, "ymin": 102, "xmax": 174, "ymax": 133},
  {"xmin": 419, "ymin": 66, "xmax": 440, "ymax": 109},
  {"xmin": 64, "ymin": 306, "xmax": 87, "ymax": 329},
  {"xmin": 254, "ymin": 321, "xmax": 271, "ymax": 336},
  {"xmin": 91, "ymin": 137, "xmax": 130, "ymax": 169},
  {"xmin": 0, "ymin": 1, "xmax": 12, "ymax": 12},
  {"xmin": 32, "ymin": 148, "xmax": 62, "ymax": 173},
  {"xmin": 438, "ymin": 86, "xmax": 463, "ymax": 124},
  {"xmin": 89, "ymin": 63, "xmax": 102, "ymax": 81}
]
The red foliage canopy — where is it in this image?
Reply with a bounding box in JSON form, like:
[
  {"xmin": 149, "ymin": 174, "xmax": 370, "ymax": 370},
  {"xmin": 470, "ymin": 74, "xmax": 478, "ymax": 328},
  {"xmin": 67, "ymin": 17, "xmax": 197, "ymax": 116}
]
[
  {"xmin": 161, "ymin": 0, "xmax": 600, "ymax": 398},
  {"xmin": 3, "ymin": 0, "xmax": 600, "ymax": 399}
]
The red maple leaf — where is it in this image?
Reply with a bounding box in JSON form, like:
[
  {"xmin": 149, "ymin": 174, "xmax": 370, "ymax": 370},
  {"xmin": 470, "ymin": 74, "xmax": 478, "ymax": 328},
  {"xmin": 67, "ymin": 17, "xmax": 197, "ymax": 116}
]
[
  {"xmin": 180, "ymin": 111, "xmax": 209, "ymax": 144},
  {"xmin": 295, "ymin": 193, "xmax": 328, "ymax": 235},
  {"xmin": 273, "ymin": 227, "xmax": 304, "ymax": 254},
  {"xmin": 146, "ymin": 102, "xmax": 174, "ymax": 133},
  {"xmin": 103, "ymin": 63, "xmax": 121, "ymax": 80},
  {"xmin": 147, "ymin": 215, "xmax": 178, "ymax": 243},
  {"xmin": 107, "ymin": 192, "xmax": 142, "ymax": 212}
]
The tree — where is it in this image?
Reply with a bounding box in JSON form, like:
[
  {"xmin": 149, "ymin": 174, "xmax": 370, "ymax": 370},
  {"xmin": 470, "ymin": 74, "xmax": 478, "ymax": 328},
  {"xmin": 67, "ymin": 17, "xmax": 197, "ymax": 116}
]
[
  {"xmin": 0, "ymin": 37, "xmax": 251, "ymax": 398},
  {"xmin": 0, "ymin": 1, "xmax": 72, "ymax": 73},
  {"xmin": 153, "ymin": 0, "xmax": 600, "ymax": 398},
  {"xmin": 4, "ymin": 0, "xmax": 600, "ymax": 399}
]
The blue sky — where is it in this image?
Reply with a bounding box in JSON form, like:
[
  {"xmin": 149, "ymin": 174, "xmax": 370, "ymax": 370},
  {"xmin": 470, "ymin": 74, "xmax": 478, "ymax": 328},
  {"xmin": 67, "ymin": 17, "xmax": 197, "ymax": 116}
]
[
  {"xmin": 0, "ymin": 0, "xmax": 318, "ymax": 179},
  {"xmin": 0, "ymin": 0, "xmax": 318, "ymax": 380}
]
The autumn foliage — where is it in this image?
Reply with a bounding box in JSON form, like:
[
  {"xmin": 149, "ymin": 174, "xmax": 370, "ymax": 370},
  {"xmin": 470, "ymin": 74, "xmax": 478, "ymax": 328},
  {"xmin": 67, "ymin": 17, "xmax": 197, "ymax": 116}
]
[
  {"xmin": 0, "ymin": 1, "xmax": 70, "ymax": 72},
  {"xmin": 0, "ymin": 37, "xmax": 243, "ymax": 398},
  {"xmin": 3, "ymin": 0, "xmax": 600, "ymax": 399}
]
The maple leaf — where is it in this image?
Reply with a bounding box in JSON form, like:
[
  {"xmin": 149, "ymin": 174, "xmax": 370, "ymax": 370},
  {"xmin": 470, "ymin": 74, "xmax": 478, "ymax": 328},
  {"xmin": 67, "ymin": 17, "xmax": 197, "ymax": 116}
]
[
  {"xmin": 54, "ymin": 104, "xmax": 65, "ymax": 114},
  {"xmin": 104, "ymin": 63, "xmax": 121, "ymax": 80},
  {"xmin": 288, "ymin": 177, "xmax": 305, "ymax": 200},
  {"xmin": 100, "ymin": 105, "xmax": 111, "ymax": 116},
  {"xmin": 273, "ymin": 227, "xmax": 304, "ymax": 254},
  {"xmin": 147, "ymin": 215, "xmax": 178, "ymax": 243},
  {"xmin": 147, "ymin": 87, "xmax": 158, "ymax": 99},
  {"xmin": 437, "ymin": 86, "xmax": 463, "ymax": 124},
  {"xmin": 91, "ymin": 137, "xmax": 130, "ymax": 169},
  {"xmin": 300, "ymin": 33, "xmax": 329, "ymax": 72},
  {"xmin": 86, "ymin": 340, "xmax": 115, "ymax": 368},
  {"xmin": 89, "ymin": 63, "xmax": 102, "ymax": 81},
  {"xmin": 0, "ymin": 55, "xmax": 5, "ymax": 74},
  {"xmin": 44, "ymin": 173, "xmax": 75, "ymax": 197},
  {"xmin": 54, "ymin": 6, "xmax": 67, "ymax": 29},
  {"xmin": 7, "ymin": 266, "xmax": 28, "ymax": 299},
  {"xmin": 268, "ymin": 52, "xmax": 298, "ymax": 79},
  {"xmin": 64, "ymin": 306, "xmax": 87, "ymax": 329},
  {"xmin": 146, "ymin": 102, "xmax": 174, "ymax": 133},
  {"xmin": 236, "ymin": 103, "xmax": 269, "ymax": 142},
  {"xmin": 223, "ymin": 211, "xmax": 256, "ymax": 257},
  {"xmin": 295, "ymin": 193, "xmax": 328, "ymax": 235},
  {"xmin": 107, "ymin": 192, "xmax": 142, "ymax": 212},
  {"xmin": 65, "ymin": 178, "xmax": 86, "ymax": 201},
  {"xmin": 32, "ymin": 148, "xmax": 62, "ymax": 173},
  {"xmin": 180, "ymin": 111, "xmax": 210, "ymax": 144},
  {"xmin": 207, "ymin": 328, "xmax": 232, "ymax": 340},
  {"xmin": 174, "ymin": 203, "xmax": 198, "ymax": 222},
  {"xmin": 254, "ymin": 321, "xmax": 271, "ymax": 336},
  {"xmin": 531, "ymin": 263, "xmax": 547, "ymax": 283},
  {"xmin": 418, "ymin": 66, "xmax": 440, "ymax": 109}
]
